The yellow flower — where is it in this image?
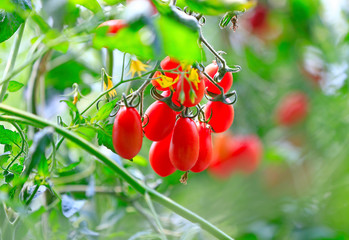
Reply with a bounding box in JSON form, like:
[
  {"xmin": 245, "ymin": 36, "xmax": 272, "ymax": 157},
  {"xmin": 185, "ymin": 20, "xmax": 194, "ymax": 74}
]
[
  {"xmin": 129, "ymin": 59, "xmax": 149, "ymax": 78},
  {"xmin": 186, "ymin": 68, "xmax": 200, "ymax": 90},
  {"xmin": 154, "ymin": 74, "xmax": 179, "ymax": 89},
  {"xmin": 103, "ymin": 76, "xmax": 117, "ymax": 98}
]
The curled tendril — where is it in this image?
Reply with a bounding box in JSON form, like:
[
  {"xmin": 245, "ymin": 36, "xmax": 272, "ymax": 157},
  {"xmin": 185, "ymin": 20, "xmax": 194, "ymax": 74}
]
[
  {"xmin": 150, "ymin": 87, "xmax": 185, "ymax": 112},
  {"xmin": 109, "ymin": 104, "xmax": 121, "ymax": 117},
  {"xmin": 123, "ymin": 92, "xmax": 141, "ymax": 108},
  {"xmin": 206, "ymin": 90, "xmax": 237, "ymax": 105},
  {"xmin": 181, "ymin": 106, "xmax": 199, "ymax": 119},
  {"xmin": 141, "ymin": 114, "xmax": 149, "ymax": 127},
  {"xmin": 96, "ymin": 99, "xmax": 106, "ymax": 111}
]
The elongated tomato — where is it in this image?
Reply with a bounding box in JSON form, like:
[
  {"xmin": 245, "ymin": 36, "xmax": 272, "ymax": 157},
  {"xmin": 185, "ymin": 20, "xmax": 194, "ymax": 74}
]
[
  {"xmin": 169, "ymin": 117, "xmax": 199, "ymax": 171},
  {"xmin": 160, "ymin": 56, "xmax": 182, "ymax": 80},
  {"xmin": 203, "ymin": 61, "xmax": 233, "ymax": 95},
  {"xmin": 191, "ymin": 123, "xmax": 213, "ymax": 173},
  {"xmin": 112, "ymin": 107, "xmax": 143, "ymax": 159},
  {"xmin": 143, "ymin": 101, "xmax": 176, "ymax": 141},
  {"xmin": 149, "ymin": 134, "xmax": 176, "ymax": 177},
  {"xmin": 205, "ymin": 101, "xmax": 234, "ymax": 133}
]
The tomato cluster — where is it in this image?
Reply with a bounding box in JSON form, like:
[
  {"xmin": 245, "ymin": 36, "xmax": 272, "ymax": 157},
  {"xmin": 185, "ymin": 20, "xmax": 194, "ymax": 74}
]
[{"xmin": 112, "ymin": 56, "xmax": 237, "ymax": 181}]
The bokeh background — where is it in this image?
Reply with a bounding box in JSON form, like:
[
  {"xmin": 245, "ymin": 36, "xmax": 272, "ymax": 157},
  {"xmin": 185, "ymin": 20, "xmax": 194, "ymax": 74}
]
[{"xmin": 1, "ymin": 0, "xmax": 349, "ymax": 239}]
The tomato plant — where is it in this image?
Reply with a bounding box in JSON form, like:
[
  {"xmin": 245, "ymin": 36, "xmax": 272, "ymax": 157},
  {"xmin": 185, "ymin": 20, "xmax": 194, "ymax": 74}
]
[
  {"xmin": 204, "ymin": 100, "xmax": 235, "ymax": 133},
  {"xmin": 203, "ymin": 61, "xmax": 233, "ymax": 94}
]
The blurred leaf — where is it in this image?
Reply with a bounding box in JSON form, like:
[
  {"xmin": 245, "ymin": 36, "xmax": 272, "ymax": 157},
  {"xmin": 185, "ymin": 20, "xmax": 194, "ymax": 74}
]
[
  {"xmin": 74, "ymin": 126, "xmax": 97, "ymax": 141},
  {"xmin": 0, "ymin": 0, "xmax": 32, "ymax": 43},
  {"xmin": 30, "ymin": 13, "xmax": 51, "ymax": 33},
  {"xmin": 0, "ymin": 125, "xmax": 21, "ymax": 148},
  {"xmin": 57, "ymin": 159, "xmax": 82, "ymax": 173},
  {"xmin": 69, "ymin": 0, "xmax": 102, "ymax": 13},
  {"xmin": 43, "ymin": 30, "xmax": 69, "ymax": 53},
  {"xmin": 61, "ymin": 194, "xmax": 85, "ymax": 218},
  {"xmin": 7, "ymin": 80, "xmax": 24, "ymax": 92},
  {"xmin": 61, "ymin": 100, "xmax": 81, "ymax": 123},
  {"xmin": 9, "ymin": 163, "xmax": 24, "ymax": 175},
  {"xmin": 101, "ymin": 0, "xmax": 124, "ymax": 5},
  {"xmin": 91, "ymin": 98, "xmax": 118, "ymax": 122},
  {"xmin": 176, "ymin": 0, "xmax": 256, "ymax": 15},
  {"xmin": 0, "ymin": 151, "xmax": 11, "ymax": 164},
  {"xmin": 97, "ymin": 124, "xmax": 115, "ymax": 153}
]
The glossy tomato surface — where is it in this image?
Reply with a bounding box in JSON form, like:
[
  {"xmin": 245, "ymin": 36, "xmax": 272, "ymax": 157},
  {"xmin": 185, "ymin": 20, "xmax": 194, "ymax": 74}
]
[
  {"xmin": 143, "ymin": 101, "xmax": 176, "ymax": 141},
  {"xmin": 191, "ymin": 122, "xmax": 213, "ymax": 173},
  {"xmin": 170, "ymin": 117, "xmax": 199, "ymax": 171},
  {"xmin": 203, "ymin": 61, "xmax": 233, "ymax": 95},
  {"xmin": 149, "ymin": 134, "xmax": 176, "ymax": 177},
  {"xmin": 160, "ymin": 56, "xmax": 182, "ymax": 80},
  {"xmin": 112, "ymin": 107, "xmax": 143, "ymax": 159},
  {"xmin": 205, "ymin": 101, "xmax": 234, "ymax": 133},
  {"xmin": 173, "ymin": 75, "xmax": 205, "ymax": 107}
]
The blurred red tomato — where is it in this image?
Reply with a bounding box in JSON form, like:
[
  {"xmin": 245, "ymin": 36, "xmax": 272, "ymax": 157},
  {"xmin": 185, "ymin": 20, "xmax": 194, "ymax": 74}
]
[
  {"xmin": 275, "ymin": 91, "xmax": 309, "ymax": 126},
  {"xmin": 98, "ymin": 19, "xmax": 127, "ymax": 34},
  {"xmin": 209, "ymin": 134, "xmax": 263, "ymax": 179}
]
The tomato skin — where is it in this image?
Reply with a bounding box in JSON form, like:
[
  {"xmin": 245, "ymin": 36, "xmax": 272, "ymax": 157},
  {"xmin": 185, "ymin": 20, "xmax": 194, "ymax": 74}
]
[
  {"xmin": 112, "ymin": 107, "xmax": 143, "ymax": 159},
  {"xmin": 203, "ymin": 62, "xmax": 233, "ymax": 95},
  {"xmin": 173, "ymin": 76, "xmax": 205, "ymax": 107},
  {"xmin": 151, "ymin": 71, "xmax": 168, "ymax": 91},
  {"xmin": 98, "ymin": 19, "xmax": 127, "ymax": 34},
  {"xmin": 190, "ymin": 123, "xmax": 213, "ymax": 173},
  {"xmin": 204, "ymin": 101, "xmax": 234, "ymax": 133},
  {"xmin": 170, "ymin": 117, "xmax": 199, "ymax": 171},
  {"xmin": 160, "ymin": 56, "xmax": 182, "ymax": 81},
  {"xmin": 149, "ymin": 134, "xmax": 176, "ymax": 177},
  {"xmin": 143, "ymin": 101, "xmax": 176, "ymax": 141},
  {"xmin": 275, "ymin": 91, "xmax": 308, "ymax": 126}
]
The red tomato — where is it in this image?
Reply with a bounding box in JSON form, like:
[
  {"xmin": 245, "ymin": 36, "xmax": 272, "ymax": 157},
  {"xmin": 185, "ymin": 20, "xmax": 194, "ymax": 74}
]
[
  {"xmin": 190, "ymin": 123, "xmax": 213, "ymax": 173},
  {"xmin": 98, "ymin": 19, "xmax": 127, "ymax": 34},
  {"xmin": 203, "ymin": 61, "xmax": 233, "ymax": 95},
  {"xmin": 160, "ymin": 56, "xmax": 182, "ymax": 81},
  {"xmin": 275, "ymin": 91, "xmax": 309, "ymax": 126},
  {"xmin": 143, "ymin": 101, "xmax": 176, "ymax": 141},
  {"xmin": 248, "ymin": 5, "xmax": 268, "ymax": 32},
  {"xmin": 204, "ymin": 101, "xmax": 234, "ymax": 133},
  {"xmin": 170, "ymin": 117, "xmax": 199, "ymax": 171},
  {"xmin": 149, "ymin": 134, "xmax": 176, "ymax": 177},
  {"xmin": 112, "ymin": 107, "xmax": 143, "ymax": 159},
  {"xmin": 173, "ymin": 75, "xmax": 205, "ymax": 107},
  {"xmin": 152, "ymin": 71, "xmax": 167, "ymax": 91}
]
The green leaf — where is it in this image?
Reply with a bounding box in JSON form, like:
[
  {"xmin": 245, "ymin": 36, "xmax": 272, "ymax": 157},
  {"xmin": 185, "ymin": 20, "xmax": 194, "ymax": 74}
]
[
  {"xmin": 176, "ymin": 0, "xmax": 256, "ymax": 15},
  {"xmin": 57, "ymin": 159, "xmax": 82, "ymax": 173},
  {"xmin": 30, "ymin": 13, "xmax": 51, "ymax": 33},
  {"xmin": 69, "ymin": 0, "xmax": 102, "ymax": 13},
  {"xmin": 0, "ymin": 0, "xmax": 32, "ymax": 43},
  {"xmin": 7, "ymin": 81, "xmax": 24, "ymax": 92},
  {"xmin": 0, "ymin": 125, "xmax": 21, "ymax": 148},
  {"xmin": 97, "ymin": 124, "xmax": 115, "ymax": 153},
  {"xmin": 155, "ymin": 14, "xmax": 203, "ymax": 62},
  {"xmin": 91, "ymin": 99, "xmax": 118, "ymax": 122},
  {"xmin": 93, "ymin": 25, "xmax": 156, "ymax": 60}
]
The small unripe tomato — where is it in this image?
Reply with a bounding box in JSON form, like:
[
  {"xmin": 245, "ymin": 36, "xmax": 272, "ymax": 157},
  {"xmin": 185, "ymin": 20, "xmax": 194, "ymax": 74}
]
[
  {"xmin": 98, "ymin": 19, "xmax": 127, "ymax": 34},
  {"xmin": 170, "ymin": 117, "xmax": 199, "ymax": 171},
  {"xmin": 190, "ymin": 122, "xmax": 213, "ymax": 173},
  {"xmin": 149, "ymin": 134, "xmax": 176, "ymax": 177},
  {"xmin": 203, "ymin": 61, "xmax": 233, "ymax": 95},
  {"xmin": 204, "ymin": 101, "xmax": 234, "ymax": 133},
  {"xmin": 143, "ymin": 101, "xmax": 176, "ymax": 141},
  {"xmin": 275, "ymin": 91, "xmax": 309, "ymax": 126},
  {"xmin": 112, "ymin": 106, "xmax": 143, "ymax": 159}
]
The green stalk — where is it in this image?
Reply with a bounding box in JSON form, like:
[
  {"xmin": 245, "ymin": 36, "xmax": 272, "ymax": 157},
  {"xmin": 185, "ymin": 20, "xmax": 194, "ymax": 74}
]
[
  {"xmin": 0, "ymin": 104, "xmax": 233, "ymax": 240},
  {"xmin": 0, "ymin": 23, "xmax": 25, "ymax": 102}
]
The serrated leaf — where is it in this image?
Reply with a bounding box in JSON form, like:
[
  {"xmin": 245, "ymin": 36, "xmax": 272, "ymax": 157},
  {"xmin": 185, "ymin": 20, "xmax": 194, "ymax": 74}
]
[
  {"xmin": 97, "ymin": 124, "xmax": 115, "ymax": 153},
  {"xmin": 91, "ymin": 99, "xmax": 118, "ymax": 122},
  {"xmin": 69, "ymin": 0, "xmax": 102, "ymax": 13},
  {"xmin": 0, "ymin": 125, "xmax": 21, "ymax": 148},
  {"xmin": 0, "ymin": 0, "xmax": 32, "ymax": 43},
  {"xmin": 7, "ymin": 81, "xmax": 24, "ymax": 92},
  {"xmin": 176, "ymin": 0, "xmax": 256, "ymax": 15}
]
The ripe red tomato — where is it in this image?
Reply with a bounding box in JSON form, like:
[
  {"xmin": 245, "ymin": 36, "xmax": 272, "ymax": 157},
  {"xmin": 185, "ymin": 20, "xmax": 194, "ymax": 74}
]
[
  {"xmin": 203, "ymin": 61, "xmax": 233, "ymax": 95},
  {"xmin": 160, "ymin": 56, "xmax": 182, "ymax": 81},
  {"xmin": 173, "ymin": 75, "xmax": 205, "ymax": 107},
  {"xmin": 204, "ymin": 101, "xmax": 234, "ymax": 133},
  {"xmin": 149, "ymin": 134, "xmax": 176, "ymax": 177},
  {"xmin": 98, "ymin": 19, "xmax": 127, "ymax": 34},
  {"xmin": 143, "ymin": 101, "xmax": 176, "ymax": 141},
  {"xmin": 170, "ymin": 117, "xmax": 199, "ymax": 171},
  {"xmin": 112, "ymin": 106, "xmax": 143, "ymax": 159},
  {"xmin": 248, "ymin": 5, "xmax": 268, "ymax": 32},
  {"xmin": 275, "ymin": 91, "xmax": 309, "ymax": 126},
  {"xmin": 190, "ymin": 123, "xmax": 213, "ymax": 173}
]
